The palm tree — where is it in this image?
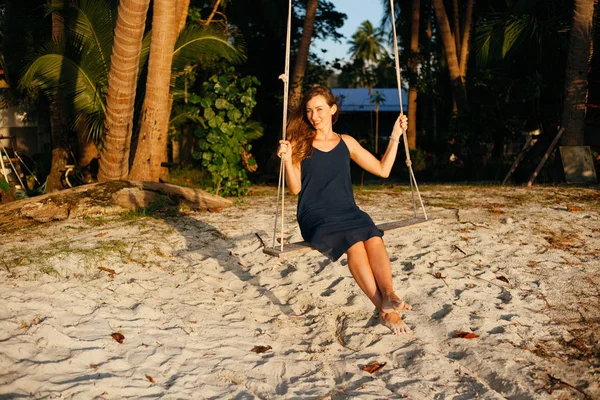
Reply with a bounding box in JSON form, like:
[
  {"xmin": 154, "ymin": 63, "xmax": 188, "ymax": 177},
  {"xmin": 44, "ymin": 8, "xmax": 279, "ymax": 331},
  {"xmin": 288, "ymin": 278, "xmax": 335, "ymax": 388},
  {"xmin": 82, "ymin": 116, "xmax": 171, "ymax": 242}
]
[
  {"xmin": 47, "ymin": 0, "xmax": 69, "ymax": 192},
  {"xmin": 290, "ymin": 0, "xmax": 318, "ymax": 109},
  {"xmin": 348, "ymin": 20, "xmax": 387, "ymax": 92},
  {"xmin": 371, "ymin": 90, "xmax": 386, "ymax": 153},
  {"xmin": 407, "ymin": 0, "xmax": 420, "ymax": 150},
  {"xmin": 561, "ymin": 0, "xmax": 595, "ymax": 146},
  {"xmin": 20, "ymin": 0, "xmax": 115, "ymax": 189},
  {"xmin": 129, "ymin": 13, "xmax": 244, "ymax": 182},
  {"xmin": 99, "ymin": 0, "xmax": 151, "ymax": 181},
  {"xmin": 431, "ymin": 0, "xmax": 468, "ymax": 111},
  {"xmin": 21, "ymin": 0, "xmax": 244, "ymax": 184},
  {"xmin": 129, "ymin": 0, "xmax": 178, "ymax": 182}
]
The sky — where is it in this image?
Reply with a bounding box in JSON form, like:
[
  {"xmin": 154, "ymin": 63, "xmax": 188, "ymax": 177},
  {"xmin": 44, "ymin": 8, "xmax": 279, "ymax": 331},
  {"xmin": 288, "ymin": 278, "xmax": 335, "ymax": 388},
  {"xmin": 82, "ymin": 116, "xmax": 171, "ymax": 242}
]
[{"xmin": 312, "ymin": 0, "xmax": 386, "ymax": 63}]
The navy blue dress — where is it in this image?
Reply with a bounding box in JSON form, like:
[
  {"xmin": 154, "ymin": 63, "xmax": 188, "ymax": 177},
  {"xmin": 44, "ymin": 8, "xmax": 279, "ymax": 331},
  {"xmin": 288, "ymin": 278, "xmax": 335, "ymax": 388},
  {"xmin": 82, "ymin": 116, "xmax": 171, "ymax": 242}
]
[{"xmin": 297, "ymin": 136, "xmax": 383, "ymax": 261}]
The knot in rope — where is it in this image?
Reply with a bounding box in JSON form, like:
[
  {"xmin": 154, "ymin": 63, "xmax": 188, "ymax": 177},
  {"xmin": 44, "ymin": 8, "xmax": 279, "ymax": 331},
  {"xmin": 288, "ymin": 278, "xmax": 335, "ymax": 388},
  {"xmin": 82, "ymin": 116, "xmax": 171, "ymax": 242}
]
[
  {"xmin": 279, "ymin": 74, "xmax": 288, "ymax": 83},
  {"xmin": 405, "ymin": 160, "xmax": 412, "ymax": 167}
]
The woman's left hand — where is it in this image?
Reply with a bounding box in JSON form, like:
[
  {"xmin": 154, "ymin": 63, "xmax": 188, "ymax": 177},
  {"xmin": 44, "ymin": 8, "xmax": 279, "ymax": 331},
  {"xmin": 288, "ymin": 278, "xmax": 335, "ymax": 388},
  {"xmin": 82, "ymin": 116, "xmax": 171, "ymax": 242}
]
[{"xmin": 392, "ymin": 114, "xmax": 408, "ymax": 139}]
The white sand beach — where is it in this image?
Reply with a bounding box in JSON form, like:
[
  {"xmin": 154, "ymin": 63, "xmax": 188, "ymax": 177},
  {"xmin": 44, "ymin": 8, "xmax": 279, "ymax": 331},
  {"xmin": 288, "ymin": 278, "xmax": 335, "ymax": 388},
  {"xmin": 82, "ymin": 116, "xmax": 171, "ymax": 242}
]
[{"xmin": 0, "ymin": 184, "xmax": 599, "ymax": 399}]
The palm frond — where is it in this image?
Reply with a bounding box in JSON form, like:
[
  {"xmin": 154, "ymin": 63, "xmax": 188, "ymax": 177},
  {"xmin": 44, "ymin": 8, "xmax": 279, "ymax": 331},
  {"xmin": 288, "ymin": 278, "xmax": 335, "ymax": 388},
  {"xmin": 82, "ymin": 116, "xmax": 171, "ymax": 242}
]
[
  {"xmin": 502, "ymin": 15, "xmax": 536, "ymax": 58},
  {"xmin": 19, "ymin": 38, "xmax": 107, "ymax": 140},
  {"xmin": 64, "ymin": 0, "xmax": 117, "ymax": 74},
  {"xmin": 171, "ymin": 24, "xmax": 245, "ymax": 73},
  {"xmin": 170, "ymin": 104, "xmax": 205, "ymax": 128},
  {"xmin": 47, "ymin": 0, "xmax": 116, "ymax": 77}
]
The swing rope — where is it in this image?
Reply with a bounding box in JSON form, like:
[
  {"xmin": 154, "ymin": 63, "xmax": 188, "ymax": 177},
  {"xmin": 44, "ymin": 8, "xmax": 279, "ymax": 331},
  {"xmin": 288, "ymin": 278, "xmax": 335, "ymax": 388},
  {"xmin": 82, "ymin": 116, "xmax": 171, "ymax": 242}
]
[
  {"xmin": 389, "ymin": 0, "xmax": 428, "ymax": 220},
  {"xmin": 272, "ymin": 0, "xmax": 293, "ymax": 251},
  {"xmin": 271, "ymin": 0, "xmax": 428, "ymax": 251}
]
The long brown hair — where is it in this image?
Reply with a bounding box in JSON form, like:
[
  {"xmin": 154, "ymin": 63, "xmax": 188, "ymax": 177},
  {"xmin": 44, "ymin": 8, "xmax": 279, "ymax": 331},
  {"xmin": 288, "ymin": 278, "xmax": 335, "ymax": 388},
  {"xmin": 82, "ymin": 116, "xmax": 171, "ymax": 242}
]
[{"xmin": 287, "ymin": 85, "xmax": 339, "ymax": 165}]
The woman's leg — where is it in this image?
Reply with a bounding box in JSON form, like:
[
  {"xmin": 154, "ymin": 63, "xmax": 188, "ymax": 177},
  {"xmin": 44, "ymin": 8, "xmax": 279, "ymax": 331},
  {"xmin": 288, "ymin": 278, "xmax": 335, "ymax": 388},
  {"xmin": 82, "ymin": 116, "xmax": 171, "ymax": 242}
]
[
  {"xmin": 346, "ymin": 240, "xmax": 412, "ymax": 335},
  {"xmin": 362, "ymin": 236, "xmax": 411, "ymax": 313},
  {"xmin": 345, "ymin": 241, "xmax": 384, "ymax": 309}
]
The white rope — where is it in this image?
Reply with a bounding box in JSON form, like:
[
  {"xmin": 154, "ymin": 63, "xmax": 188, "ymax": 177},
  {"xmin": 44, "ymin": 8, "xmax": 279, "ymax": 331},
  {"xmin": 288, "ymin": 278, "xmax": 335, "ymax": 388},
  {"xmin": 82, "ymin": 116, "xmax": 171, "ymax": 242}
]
[
  {"xmin": 272, "ymin": 0, "xmax": 293, "ymax": 250},
  {"xmin": 389, "ymin": 0, "xmax": 428, "ymax": 220}
]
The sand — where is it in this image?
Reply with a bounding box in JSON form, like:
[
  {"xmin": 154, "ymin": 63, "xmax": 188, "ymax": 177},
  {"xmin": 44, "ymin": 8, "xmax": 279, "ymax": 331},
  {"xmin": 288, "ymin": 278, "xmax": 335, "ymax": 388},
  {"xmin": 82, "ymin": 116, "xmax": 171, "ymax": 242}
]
[{"xmin": 0, "ymin": 184, "xmax": 598, "ymax": 399}]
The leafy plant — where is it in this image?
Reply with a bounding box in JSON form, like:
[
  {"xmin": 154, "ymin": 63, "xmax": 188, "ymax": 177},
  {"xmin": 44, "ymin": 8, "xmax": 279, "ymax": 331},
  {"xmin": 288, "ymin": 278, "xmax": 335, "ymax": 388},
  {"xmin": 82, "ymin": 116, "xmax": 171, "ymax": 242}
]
[
  {"xmin": 193, "ymin": 68, "xmax": 263, "ymax": 196},
  {"xmin": 0, "ymin": 177, "xmax": 10, "ymax": 193}
]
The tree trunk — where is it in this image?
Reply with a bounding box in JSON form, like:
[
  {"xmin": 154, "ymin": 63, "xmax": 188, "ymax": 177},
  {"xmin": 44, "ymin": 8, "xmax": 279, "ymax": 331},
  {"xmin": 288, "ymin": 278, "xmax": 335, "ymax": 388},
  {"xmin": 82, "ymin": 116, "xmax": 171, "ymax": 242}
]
[
  {"xmin": 129, "ymin": 0, "xmax": 178, "ymax": 181},
  {"xmin": 432, "ymin": 0, "xmax": 469, "ymax": 111},
  {"xmin": 561, "ymin": 0, "xmax": 595, "ymax": 146},
  {"xmin": 407, "ymin": 0, "xmax": 420, "ymax": 150},
  {"xmin": 375, "ymin": 102, "xmax": 379, "ymax": 154},
  {"xmin": 98, "ymin": 0, "xmax": 151, "ymax": 182},
  {"xmin": 459, "ymin": 0, "xmax": 474, "ymax": 78},
  {"xmin": 452, "ymin": 0, "xmax": 461, "ymax": 56},
  {"xmin": 46, "ymin": 0, "xmax": 69, "ymax": 192},
  {"xmin": 289, "ymin": 0, "xmax": 318, "ymax": 109},
  {"xmin": 75, "ymin": 120, "xmax": 99, "ymax": 182},
  {"xmin": 175, "ymin": 0, "xmax": 190, "ymax": 33}
]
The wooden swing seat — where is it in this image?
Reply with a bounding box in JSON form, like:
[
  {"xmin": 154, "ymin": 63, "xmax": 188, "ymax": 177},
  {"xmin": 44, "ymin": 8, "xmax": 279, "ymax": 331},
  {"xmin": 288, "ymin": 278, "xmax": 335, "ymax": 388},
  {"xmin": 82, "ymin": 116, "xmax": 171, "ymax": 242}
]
[{"xmin": 263, "ymin": 217, "xmax": 434, "ymax": 258}]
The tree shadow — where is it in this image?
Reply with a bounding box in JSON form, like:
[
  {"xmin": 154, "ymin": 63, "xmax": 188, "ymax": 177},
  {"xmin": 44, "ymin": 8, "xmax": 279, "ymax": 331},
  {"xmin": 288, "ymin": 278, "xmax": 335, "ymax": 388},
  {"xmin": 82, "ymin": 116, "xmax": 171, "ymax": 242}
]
[{"xmin": 146, "ymin": 205, "xmax": 295, "ymax": 317}]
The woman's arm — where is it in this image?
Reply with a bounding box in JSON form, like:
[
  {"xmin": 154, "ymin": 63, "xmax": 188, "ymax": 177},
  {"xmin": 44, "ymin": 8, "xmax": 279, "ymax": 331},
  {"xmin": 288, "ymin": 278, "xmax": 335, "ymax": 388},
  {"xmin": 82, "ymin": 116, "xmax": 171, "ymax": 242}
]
[
  {"xmin": 343, "ymin": 115, "xmax": 407, "ymax": 178},
  {"xmin": 277, "ymin": 140, "xmax": 302, "ymax": 194}
]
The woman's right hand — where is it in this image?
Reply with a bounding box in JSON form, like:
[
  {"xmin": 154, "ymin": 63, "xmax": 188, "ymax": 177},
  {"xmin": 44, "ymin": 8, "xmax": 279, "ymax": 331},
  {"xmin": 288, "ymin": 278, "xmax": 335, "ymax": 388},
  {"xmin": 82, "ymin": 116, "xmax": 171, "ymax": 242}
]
[{"xmin": 277, "ymin": 140, "xmax": 292, "ymax": 160}]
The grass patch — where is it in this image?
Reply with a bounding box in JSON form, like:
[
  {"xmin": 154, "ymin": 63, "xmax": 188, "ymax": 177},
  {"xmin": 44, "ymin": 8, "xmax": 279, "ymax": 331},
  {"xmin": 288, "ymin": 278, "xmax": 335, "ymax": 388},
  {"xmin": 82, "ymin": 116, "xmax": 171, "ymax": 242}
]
[
  {"xmin": 167, "ymin": 165, "xmax": 211, "ymax": 189},
  {"xmin": 120, "ymin": 197, "xmax": 179, "ymax": 219}
]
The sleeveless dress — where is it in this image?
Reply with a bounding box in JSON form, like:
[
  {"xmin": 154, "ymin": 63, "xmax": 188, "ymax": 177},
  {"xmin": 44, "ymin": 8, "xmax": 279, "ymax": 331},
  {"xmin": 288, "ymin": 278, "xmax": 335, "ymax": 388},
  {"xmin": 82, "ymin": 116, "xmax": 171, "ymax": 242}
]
[{"xmin": 297, "ymin": 136, "xmax": 383, "ymax": 261}]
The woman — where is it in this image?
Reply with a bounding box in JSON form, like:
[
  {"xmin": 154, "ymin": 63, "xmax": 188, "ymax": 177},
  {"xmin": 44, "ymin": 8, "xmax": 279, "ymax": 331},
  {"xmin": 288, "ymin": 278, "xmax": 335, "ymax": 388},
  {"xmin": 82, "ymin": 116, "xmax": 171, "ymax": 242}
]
[{"xmin": 277, "ymin": 85, "xmax": 412, "ymax": 335}]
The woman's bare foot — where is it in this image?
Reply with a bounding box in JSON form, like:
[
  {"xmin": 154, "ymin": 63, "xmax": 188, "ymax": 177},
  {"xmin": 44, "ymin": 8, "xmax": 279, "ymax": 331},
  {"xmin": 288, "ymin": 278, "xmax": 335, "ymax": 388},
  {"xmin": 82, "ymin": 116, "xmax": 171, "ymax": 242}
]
[
  {"xmin": 381, "ymin": 292, "xmax": 412, "ymax": 313},
  {"xmin": 380, "ymin": 311, "xmax": 412, "ymax": 335}
]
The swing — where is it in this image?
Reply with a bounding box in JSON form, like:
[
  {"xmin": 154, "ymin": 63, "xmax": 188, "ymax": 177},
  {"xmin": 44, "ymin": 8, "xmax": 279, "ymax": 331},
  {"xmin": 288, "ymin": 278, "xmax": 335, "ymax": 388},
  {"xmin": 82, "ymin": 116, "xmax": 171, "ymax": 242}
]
[{"xmin": 264, "ymin": 0, "xmax": 431, "ymax": 258}]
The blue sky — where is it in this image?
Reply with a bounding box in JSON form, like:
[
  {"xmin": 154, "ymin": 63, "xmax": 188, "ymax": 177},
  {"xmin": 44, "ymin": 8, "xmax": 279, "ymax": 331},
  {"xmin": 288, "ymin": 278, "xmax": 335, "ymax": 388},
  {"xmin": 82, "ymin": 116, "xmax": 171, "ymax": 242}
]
[{"xmin": 312, "ymin": 0, "xmax": 386, "ymax": 63}]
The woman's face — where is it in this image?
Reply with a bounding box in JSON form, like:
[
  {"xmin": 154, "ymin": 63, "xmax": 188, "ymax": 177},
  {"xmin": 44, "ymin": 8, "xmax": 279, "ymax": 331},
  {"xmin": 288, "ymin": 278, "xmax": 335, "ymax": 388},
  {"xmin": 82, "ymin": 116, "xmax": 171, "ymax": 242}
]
[{"xmin": 306, "ymin": 95, "xmax": 337, "ymax": 130}]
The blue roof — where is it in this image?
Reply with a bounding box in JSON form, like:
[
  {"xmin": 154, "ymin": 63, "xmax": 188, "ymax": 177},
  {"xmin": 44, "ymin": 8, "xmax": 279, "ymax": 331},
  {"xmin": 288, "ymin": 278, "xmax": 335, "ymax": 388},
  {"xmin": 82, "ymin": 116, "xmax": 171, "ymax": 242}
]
[{"xmin": 331, "ymin": 88, "xmax": 408, "ymax": 112}]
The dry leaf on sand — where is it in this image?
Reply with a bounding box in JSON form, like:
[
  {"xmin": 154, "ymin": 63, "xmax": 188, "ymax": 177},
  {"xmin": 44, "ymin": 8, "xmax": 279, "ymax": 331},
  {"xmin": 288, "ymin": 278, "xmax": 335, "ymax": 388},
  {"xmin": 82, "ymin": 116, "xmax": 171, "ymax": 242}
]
[
  {"xmin": 362, "ymin": 361, "xmax": 386, "ymax": 374},
  {"xmin": 111, "ymin": 332, "xmax": 125, "ymax": 343},
  {"xmin": 251, "ymin": 345, "xmax": 272, "ymax": 353},
  {"xmin": 454, "ymin": 331, "xmax": 480, "ymax": 339}
]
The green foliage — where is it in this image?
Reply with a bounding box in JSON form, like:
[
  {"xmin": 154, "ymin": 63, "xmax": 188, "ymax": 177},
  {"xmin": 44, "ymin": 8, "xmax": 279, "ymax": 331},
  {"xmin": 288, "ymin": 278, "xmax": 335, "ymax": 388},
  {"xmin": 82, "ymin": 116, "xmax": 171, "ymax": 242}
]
[
  {"xmin": 122, "ymin": 197, "xmax": 179, "ymax": 218},
  {"xmin": 193, "ymin": 68, "xmax": 263, "ymax": 196},
  {"xmin": 19, "ymin": 0, "xmax": 244, "ymax": 145},
  {"xmin": 0, "ymin": 177, "xmax": 10, "ymax": 193},
  {"xmin": 19, "ymin": 0, "xmax": 115, "ymax": 142}
]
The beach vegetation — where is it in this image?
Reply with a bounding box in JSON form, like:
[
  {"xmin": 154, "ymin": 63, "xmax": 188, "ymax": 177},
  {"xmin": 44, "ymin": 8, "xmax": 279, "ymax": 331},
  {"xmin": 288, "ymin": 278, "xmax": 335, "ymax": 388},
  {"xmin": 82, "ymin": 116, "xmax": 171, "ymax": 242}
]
[
  {"xmin": 0, "ymin": 178, "xmax": 10, "ymax": 193},
  {"xmin": 120, "ymin": 197, "xmax": 179, "ymax": 219},
  {"xmin": 192, "ymin": 68, "xmax": 263, "ymax": 196},
  {"xmin": 39, "ymin": 266, "xmax": 61, "ymax": 277}
]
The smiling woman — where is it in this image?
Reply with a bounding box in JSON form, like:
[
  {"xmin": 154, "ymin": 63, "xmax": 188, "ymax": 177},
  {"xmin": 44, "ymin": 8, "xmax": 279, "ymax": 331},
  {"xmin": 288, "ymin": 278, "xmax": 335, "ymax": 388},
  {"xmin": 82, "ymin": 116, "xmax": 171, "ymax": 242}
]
[{"xmin": 275, "ymin": 85, "xmax": 413, "ymax": 335}]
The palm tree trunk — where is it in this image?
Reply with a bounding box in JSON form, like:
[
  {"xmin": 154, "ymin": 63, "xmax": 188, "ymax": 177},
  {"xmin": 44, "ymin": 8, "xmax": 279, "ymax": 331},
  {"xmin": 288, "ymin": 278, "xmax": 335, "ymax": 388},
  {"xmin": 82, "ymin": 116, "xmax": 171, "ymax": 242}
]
[
  {"xmin": 46, "ymin": 0, "xmax": 69, "ymax": 192},
  {"xmin": 407, "ymin": 0, "xmax": 420, "ymax": 150},
  {"xmin": 561, "ymin": 0, "xmax": 595, "ymax": 146},
  {"xmin": 431, "ymin": 0, "xmax": 468, "ymax": 111},
  {"xmin": 289, "ymin": 0, "xmax": 318, "ymax": 109},
  {"xmin": 98, "ymin": 0, "xmax": 151, "ymax": 182},
  {"xmin": 176, "ymin": 0, "xmax": 190, "ymax": 33},
  {"xmin": 452, "ymin": 0, "xmax": 460, "ymax": 56},
  {"xmin": 375, "ymin": 102, "xmax": 379, "ymax": 154},
  {"xmin": 129, "ymin": 0, "xmax": 178, "ymax": 181},
  {"xmin": 458, "ymin": 0, "xmax": 474, "ymax": 78},
  {"xmin": 75, "ymin": 120, "xmax": 99, "ymax": 182}
]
